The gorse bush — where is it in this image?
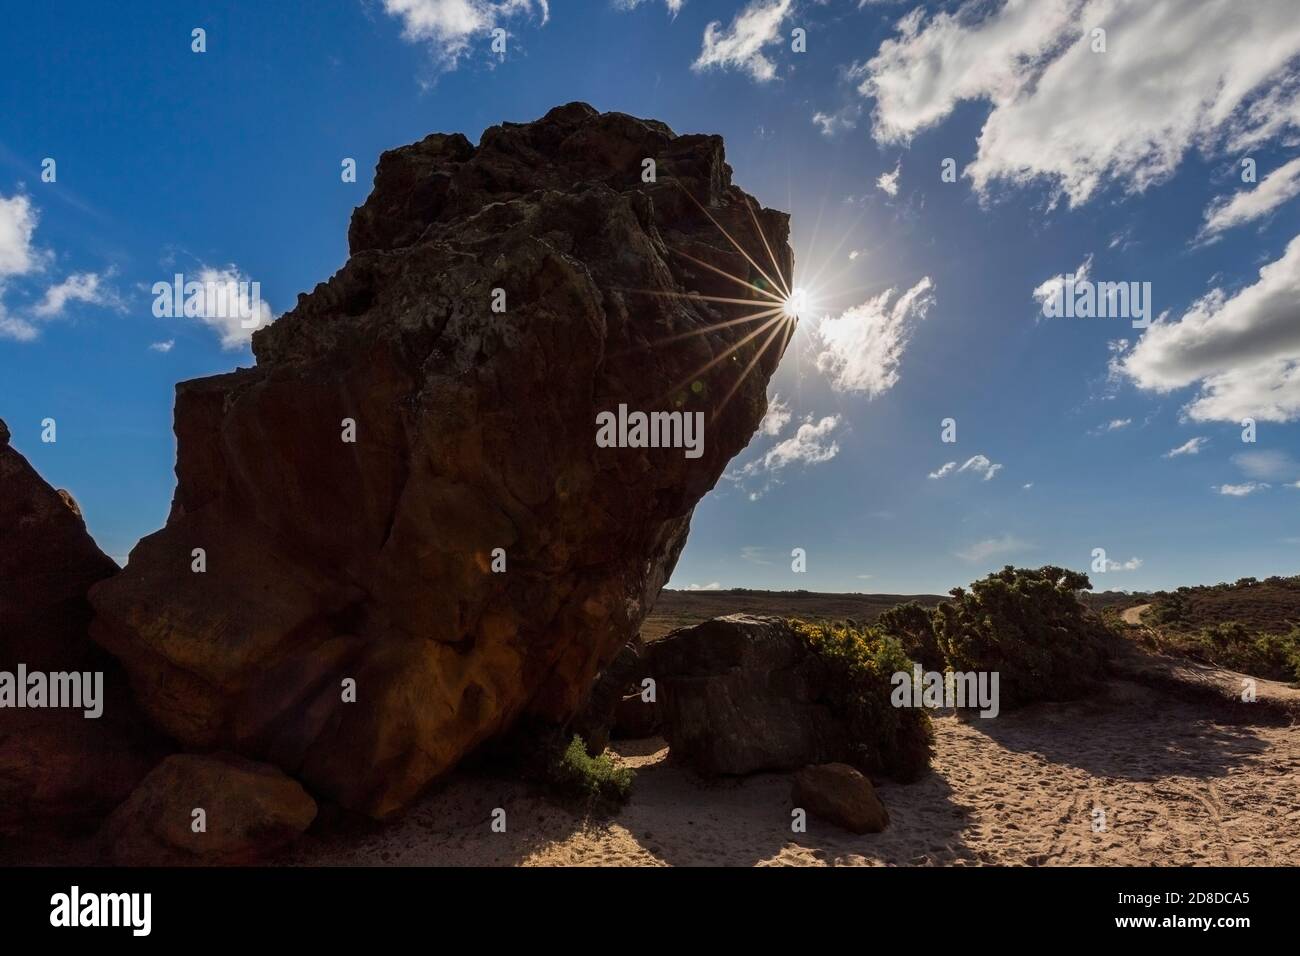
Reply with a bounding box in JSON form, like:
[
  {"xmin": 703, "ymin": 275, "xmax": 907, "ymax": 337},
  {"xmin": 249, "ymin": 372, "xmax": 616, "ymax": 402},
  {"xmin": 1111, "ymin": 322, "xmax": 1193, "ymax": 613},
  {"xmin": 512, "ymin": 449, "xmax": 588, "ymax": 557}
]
[
  {"xmin": 932, "ymin": 565, "xmax": 1109, "ymax": 709},
  {"xmin": 791, "ymin": 619, "xmax": 933, "ymax": 782},
  {"xmin": 1185, "ymin": 622, "xmax": 1300, "ymax": 683},
  {"xmin": 548, "ymin": 735, "xmax": 634, "ymax": 804},
  {"xmin": 876, "ymin": 600, "xmax": 944, "ymax": 670}
]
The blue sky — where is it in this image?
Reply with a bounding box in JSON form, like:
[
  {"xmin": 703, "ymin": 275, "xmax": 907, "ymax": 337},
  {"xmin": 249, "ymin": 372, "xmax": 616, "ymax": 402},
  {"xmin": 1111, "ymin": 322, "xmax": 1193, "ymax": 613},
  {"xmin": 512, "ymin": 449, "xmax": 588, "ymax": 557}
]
[{"xmin": 2, "ymin": 0, "xmax": 1299, "ymax": 595}]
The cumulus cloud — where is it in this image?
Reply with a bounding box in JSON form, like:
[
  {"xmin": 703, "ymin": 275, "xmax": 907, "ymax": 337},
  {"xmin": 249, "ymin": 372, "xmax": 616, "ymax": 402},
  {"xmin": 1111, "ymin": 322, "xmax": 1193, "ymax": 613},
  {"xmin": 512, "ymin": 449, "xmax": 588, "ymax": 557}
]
[
  {"xmin": 928, "ymin": 461, "xmax": 956, "ymax": 480},
  {"xmin": 813, "ymin": 276, "xmax": 935, "ymax": 396},
  {"xmin": 954, "ymin": 533, "xmax": 1033, "ymax": 563},
  {"xmin": 876, "ymin": 160, "xmax": 901, "ymax": 196},
  {"xmin": 179, "ymin": 265, "xmax": 276, "ymax": 351},
  {"xmin": 693, "ymin": 0, "xmax": 793, "ymax": 83},
  {"xmin": 380, "ymin": 0, "xmax": 549, "ymax": 69},
  {"xmin": 1199, "ymin": 157, "xmax": 1300, "ymax": 241},
  {"xmin": 1119, "ymin": 234, "xmax": 1300, "ymax": 422},
  {"xmin": 0, "ymin": 192, "xmax": 121, "ymax": 342},
  {"xmin": 858, "ymin": 0, "xmax": 1300, "ymax": 206},
  {"xmin": 0, "ymin": 192, "xmax": 39, "ymax": 278},
  {"xmin": 1164, "ymin": 437, "xmax": 1208, "ymax": 458},
  {"xmin": 684, "ymin": 581, "xmax": 722, "ymax": 590},
  {"xmin": 1215, "ymin": 482, "xmax": 1269, "ymax": 496},
  {"xmin": 729, "ymin": 414, "xmax": 843, "ymax": 499},
  {"xmin": 149, "ymin": 339, "xmax": 175, "ymax": 353}
]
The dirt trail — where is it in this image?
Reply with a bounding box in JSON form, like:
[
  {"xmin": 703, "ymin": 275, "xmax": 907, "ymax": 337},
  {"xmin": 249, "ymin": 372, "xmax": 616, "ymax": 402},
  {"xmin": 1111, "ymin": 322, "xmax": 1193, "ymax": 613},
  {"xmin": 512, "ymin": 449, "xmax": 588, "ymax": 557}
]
[{"xmin": 1121, "ymin": 603, "xmax": 1152, "ymax": 625}]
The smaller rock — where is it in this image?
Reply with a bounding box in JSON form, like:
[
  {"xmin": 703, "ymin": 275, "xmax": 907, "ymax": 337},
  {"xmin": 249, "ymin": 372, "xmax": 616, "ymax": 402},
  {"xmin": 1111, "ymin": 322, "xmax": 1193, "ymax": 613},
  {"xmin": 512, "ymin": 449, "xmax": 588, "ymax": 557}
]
[
  {"xmin": 791, "ymin": 763, "xmax": 889, "ymax": 834},
  {"xmin": 100, "ymin": 753, "xmax": 317, "ymax": 865}
]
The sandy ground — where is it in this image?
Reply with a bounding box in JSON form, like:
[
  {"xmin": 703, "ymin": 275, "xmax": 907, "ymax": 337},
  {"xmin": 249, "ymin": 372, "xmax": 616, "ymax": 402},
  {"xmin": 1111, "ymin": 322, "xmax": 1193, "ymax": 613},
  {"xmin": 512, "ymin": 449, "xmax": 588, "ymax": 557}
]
[
  {"xmin": 1120, "ymin": 604, "xmax": 1151, "ymax": 625},
  {"xmin": 284, "ymin": 679, "xmax": 1300, "ymax": 867}
]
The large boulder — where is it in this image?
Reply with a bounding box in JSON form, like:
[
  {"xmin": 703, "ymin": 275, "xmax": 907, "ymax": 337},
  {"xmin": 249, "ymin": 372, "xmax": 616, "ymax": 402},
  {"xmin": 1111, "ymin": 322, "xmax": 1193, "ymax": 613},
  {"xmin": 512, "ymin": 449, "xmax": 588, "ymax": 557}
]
[
  {"xmin": 100, "ymin": 753, "xmax": 317, "ymax": 865},
  {"xmin": 0, "ymin": 420, "xmax": 161, "ymax": 832},
  {"xmin": 89, "ymin": 103, "xmax": 793, "ymax": 819},
  {"xmin": 648, "ymin": 615, "xmax": 849, "ymax": 775}
]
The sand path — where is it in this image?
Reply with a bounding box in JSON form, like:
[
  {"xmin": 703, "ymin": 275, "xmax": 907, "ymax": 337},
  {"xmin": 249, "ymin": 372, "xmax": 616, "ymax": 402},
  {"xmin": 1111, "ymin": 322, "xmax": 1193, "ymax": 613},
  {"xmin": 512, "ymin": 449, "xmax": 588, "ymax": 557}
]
[
  {"xmin": 285, "ymin": 679, "xmax": 1299, "ymax": 867},
  {"xmin": 1121, "ymin": 604, "xmax": 1151, "ymax": 626}
]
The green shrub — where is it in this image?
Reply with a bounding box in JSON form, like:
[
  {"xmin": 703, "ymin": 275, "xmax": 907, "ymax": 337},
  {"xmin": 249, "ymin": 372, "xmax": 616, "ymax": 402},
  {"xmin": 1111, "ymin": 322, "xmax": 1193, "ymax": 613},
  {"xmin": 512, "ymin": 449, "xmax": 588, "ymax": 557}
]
[
  {"xmin": 933, "ymin": 565, "xmax": 1109, "ymax": 709},
  {"xmin": 876, "ymin": 600, "xmax": 944, "ymax": 670},
  {"xmin": 1186, "ymin": 622, "xmax": 1300, "ymax": 683},
  {"xmin": 791, "ymin": 619, "xmax": 933, "ymax": 782},
  {"xmin": 548, "ymin": 735, "xmax": 634, "ymax": 804}
]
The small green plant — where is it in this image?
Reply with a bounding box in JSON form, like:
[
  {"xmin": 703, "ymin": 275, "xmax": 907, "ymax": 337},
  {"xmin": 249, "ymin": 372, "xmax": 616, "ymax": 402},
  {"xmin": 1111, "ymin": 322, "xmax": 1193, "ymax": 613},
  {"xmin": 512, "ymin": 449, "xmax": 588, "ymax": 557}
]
[
  {"xmin": 548, "ymin": 735, "xmax": 634, "ymax": 804},
  {"xmin": 791, "ymin": 619, "xmax": 933, "ymax": 782}
]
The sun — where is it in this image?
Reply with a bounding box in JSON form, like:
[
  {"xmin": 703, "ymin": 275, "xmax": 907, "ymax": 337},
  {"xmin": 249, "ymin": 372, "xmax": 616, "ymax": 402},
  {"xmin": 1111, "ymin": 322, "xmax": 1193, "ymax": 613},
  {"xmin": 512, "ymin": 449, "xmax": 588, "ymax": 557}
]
[{"xmin": 782, "ymin": 286, "xmax": 810, "ymax": 320}]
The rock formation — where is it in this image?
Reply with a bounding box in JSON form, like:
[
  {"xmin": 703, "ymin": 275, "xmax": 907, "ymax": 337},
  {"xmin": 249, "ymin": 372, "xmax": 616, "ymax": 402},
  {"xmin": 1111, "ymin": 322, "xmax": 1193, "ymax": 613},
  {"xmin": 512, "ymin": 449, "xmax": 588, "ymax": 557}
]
[
  {"xmin": 648, "ymin": 615, "xmax": 849, "ymax": 775},
  {"xmin": 0, "ymin": 419, "xmax": 161, "ymax": 830},
  {"xmin": 100, "ymin": 753, "xmax": 317, "ymax": 865},
  {"xmin": 89, "ymin": 103, "xmax": 793, "ymax": 819}
]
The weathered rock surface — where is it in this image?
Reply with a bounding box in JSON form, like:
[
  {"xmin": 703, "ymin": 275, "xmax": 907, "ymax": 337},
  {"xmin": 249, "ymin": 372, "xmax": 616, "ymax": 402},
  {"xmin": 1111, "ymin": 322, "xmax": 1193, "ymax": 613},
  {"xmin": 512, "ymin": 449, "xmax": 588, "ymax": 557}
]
[
  {"xmin": 791, "ymin": 762, "xmax": 889, "ymax": 834},
  {"xmin": 649, "ymin": 615, "xmax": 849, "ymax": 774},
  {"xmin": 100, "ymin": 753, "xmax": 317, "ymax": 865},
  {"xmin": 89, "ymin": 103, "xmax": 793, "ymax": 818},
  {"xmin": 0, "ymin": 419, "xmax": 161, "ymax": 831},
  {"xmin": 0, "ymin": 419, "xmax": 118, "ymax": 671}
]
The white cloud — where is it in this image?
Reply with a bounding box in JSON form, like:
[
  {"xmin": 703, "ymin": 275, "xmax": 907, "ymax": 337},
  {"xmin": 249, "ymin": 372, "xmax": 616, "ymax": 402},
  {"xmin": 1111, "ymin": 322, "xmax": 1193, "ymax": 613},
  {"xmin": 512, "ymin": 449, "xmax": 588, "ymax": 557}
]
[
  {"xmin": 684, "ymin": 581, "xmax": 722, "ymax": 590},
  {"xmin": 957, "ymin": 454, "xmax": 1002, "ymax": 481},
  {"xmin": 954, "ymin": 533, "xmax": 1033, "ymax": 563},
  {"xmin": 1215, "ymin": 482, "xmax": 1269, "ymax": 496},
  {"xmin": 876, "ymin": 160, "xmax": 901, "ymax": 196},
  {"xmin": 812, "ymin": 106, "xmax": 859, "ymax": 137},
  {"xmin": 1100, "ymin": 418, "xmax": 1131, "ymax": 432},
  {"xmin": 755, "ymin": 415, "xmax": 842, "ymax": 472},
  {"xmin": 183, "ymin": 265, "xmax": 276, "ymax": 351},
  {"xmin": 33, "ymin": 271, "xmax": 122, "ymax": 318},
  {"xmin": 1022, "ymin": 482, "xmax": 1033, "ymax": 489},
  {"xmin": 149, "ymin": 339, "xmax": 175, "ymax": 353},
  {"xmin": 759, "ymin": 392, "xmax": 792, "ymax": 436},
  {"xmin": 859, "ymin": 0, "xmax": 1300, "ymax": 206},
  {"xmin": 0, "ymin": 193, "xmax": 39, "ymax": 278},
  {"xmin": 1164, "ymin": 437, "xmax": 1207, "ymax": 458},
  {"xmin": 1120, "ymin": 234, "xmax": 1300, "ymax": 422},
  {"xmin": 1199, "ymin": 157, "xmax": 1300, "ymax": 241},
  {"xmin": 693, "ymin": 0, "xmax": 792, "ymax": 83},
  {"xmin": 615, "ymin": 0, "xmax": 684, "ymax": 16},
  {"xmin": 930, "ymin": 454, "xmax": 1002, "ymax": 480},
  {"xmin": 813, "ymin": 276, "xmax": 935, "ymax": 396},
  {"xmin": 1032, "ymin": 254, "xmax": 1091, "ymax": 311},
  {"xmin": 380, "ymin": 0, "xmax": 549, "ymax": 69},
  {"xmin": 729, "ymin": 413, "xmax": 843, "ymax": 498},
  {"xmin": 0, "ymin": 192, "xmax": 120, "ymax": 342},
  {"xmin": 1103, "ymin": 557, "xmax": 1143, "ymax": 572}
]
